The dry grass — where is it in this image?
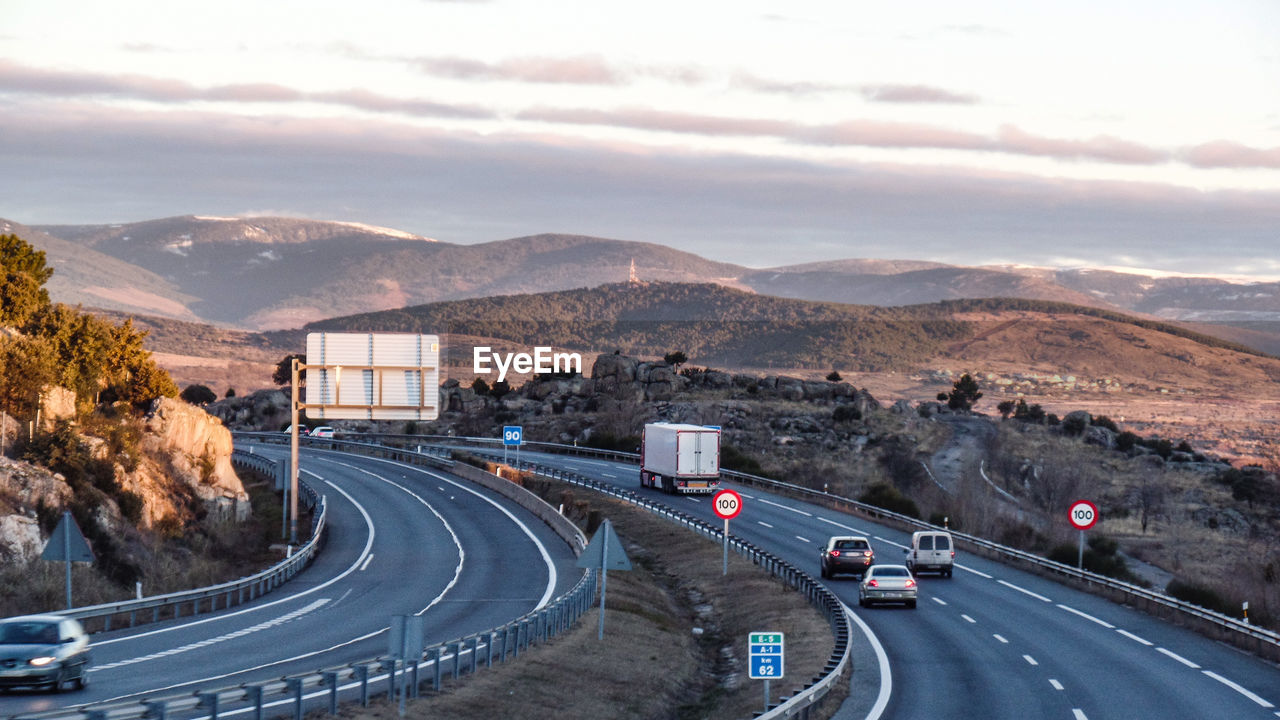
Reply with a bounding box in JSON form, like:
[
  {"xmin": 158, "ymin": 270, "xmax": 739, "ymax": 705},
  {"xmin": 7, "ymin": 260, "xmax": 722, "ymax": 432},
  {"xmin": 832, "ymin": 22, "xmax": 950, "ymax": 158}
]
[{"xmin": 335, "ymin": 481, "xmax": 840, "ymax": 720}]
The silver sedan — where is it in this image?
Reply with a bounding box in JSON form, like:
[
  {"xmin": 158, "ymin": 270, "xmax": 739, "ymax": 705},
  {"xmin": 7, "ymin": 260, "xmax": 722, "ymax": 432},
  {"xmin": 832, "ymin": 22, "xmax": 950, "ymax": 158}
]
[
  {"xmin": 857, "ymin": 564, "xmax": 919, "ymax": 609},
  {"xmin": 0, "ymin": 615, "xmax": 91, "ymax": 692}
]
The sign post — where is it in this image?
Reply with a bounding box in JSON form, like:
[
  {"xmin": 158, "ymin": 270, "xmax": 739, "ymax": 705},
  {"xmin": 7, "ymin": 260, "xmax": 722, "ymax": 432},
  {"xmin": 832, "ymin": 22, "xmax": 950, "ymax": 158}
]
[
  {"xmin": 41, "ymin": 511, "xmax": 94, "ymax": 610},
  {"xmin": 576, "ymin": 519, "xmax": 632, "ymax": 639},
  {"xmin": 503, "ymin": 425, "xmax": 523, "ymax": 467},
  {"xmin": 749, "ymin": 631, "xmax": 785, "ymax": 711},
  {"xmin": 1068, "ymin": 499, "xmax": 1098, "ymax": 569},
  {"xmin": 713, "ymin": 489, "xmax": 743, "ymax": 576}
]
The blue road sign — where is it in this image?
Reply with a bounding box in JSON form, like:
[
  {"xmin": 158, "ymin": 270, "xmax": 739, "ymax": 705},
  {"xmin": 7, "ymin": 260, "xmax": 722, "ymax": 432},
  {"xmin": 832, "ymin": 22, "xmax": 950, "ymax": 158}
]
[
  {"xmin": 749, "ymin": 632, "xmax": 785, "ymax": 680},
  {"xmin": 502, "ymin": 425, "xmax": 523, "ymax": 446}
]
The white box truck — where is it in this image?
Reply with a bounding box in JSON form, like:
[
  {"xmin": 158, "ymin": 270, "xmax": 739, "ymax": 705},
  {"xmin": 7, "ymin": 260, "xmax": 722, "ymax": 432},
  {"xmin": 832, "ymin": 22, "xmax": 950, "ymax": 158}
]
[{"xmin": 640, "ymin": 422, "xmax": 721, "ymax": 495}]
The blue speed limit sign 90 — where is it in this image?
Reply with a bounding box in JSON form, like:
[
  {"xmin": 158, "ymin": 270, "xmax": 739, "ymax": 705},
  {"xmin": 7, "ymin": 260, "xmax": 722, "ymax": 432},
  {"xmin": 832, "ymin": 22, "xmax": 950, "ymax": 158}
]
[{"xmin": 503, "ymin": 426, "xmax": 523, "ymax": 446}]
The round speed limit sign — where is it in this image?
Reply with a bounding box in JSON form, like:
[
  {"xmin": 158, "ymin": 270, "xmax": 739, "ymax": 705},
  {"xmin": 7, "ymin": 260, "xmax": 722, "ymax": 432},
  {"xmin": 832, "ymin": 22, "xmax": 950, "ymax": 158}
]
[
  {"xmin": 713, "ymin": 489, "xmax": 743, "ymax": 520},
  {"xmin": 1068, "ymin": 500, "xmax": 1098, "ymax": 530}
]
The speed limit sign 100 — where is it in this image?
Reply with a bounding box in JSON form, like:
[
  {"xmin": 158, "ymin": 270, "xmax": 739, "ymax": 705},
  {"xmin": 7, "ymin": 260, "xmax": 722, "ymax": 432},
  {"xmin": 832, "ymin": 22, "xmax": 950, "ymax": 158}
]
[
  {"xmin": 1069, "ymin": 500, "xmax": 1098, "ymax": 530},
  {"xmin": 713, "ymin": 489, "xmax": 743, "ymax": 520}
]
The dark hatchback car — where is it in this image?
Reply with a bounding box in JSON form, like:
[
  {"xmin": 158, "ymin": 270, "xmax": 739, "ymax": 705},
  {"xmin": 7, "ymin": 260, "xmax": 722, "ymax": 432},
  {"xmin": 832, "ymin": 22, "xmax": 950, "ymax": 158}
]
[
  {"xmin": 820, "ymin": 536, "xmax": 876, "ymax": 579},
  {"xmin": 0, "ymin": 615, "xmax": 91, "ymax": 692}
]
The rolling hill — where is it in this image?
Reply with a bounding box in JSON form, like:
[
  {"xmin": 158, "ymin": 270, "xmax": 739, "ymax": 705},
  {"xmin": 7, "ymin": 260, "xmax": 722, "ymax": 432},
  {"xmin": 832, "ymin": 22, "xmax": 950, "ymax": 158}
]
[{"xmin": 12, "ymin": 215, "xmax": 1280, "ymax": 357}]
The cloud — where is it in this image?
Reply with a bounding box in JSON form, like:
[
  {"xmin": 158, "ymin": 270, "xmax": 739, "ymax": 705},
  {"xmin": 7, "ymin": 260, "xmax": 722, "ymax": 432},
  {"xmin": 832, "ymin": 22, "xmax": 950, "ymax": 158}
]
[
  {"xmin": 410, "ymin": 54, "xmax": 623, "ymax": 85},
  {"xmin": 1181, "ymin": 141, "xmax": 1280, "ymax": 169},
  {"xmin": 518, "ymin": 106, "xmax": 792, "ymax": 137},
  {"xmin": 995, "ymin": 125, "xmax": 1167, "ymax": 165},
  {"xmin": 732, "ymin": 72, "xmax": 857, "ymax": 96},
  {"xmin": 860, "ymin": 84, "xmax": 978, "ymax": 104},
  {"xmin": 0, "ymin": 59, "xmax": 493, "ymax": 120},
  {"xmin": 2, "ymin": 102, "xmax": 1277, "ymax": 279}
]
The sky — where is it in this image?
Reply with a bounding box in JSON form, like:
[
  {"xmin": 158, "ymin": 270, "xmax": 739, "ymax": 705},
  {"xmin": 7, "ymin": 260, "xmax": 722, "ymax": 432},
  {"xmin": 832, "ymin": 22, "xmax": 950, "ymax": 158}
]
[{"xmin": 0, "ymin": 0, "xmax": 1277, "ymax": 276}]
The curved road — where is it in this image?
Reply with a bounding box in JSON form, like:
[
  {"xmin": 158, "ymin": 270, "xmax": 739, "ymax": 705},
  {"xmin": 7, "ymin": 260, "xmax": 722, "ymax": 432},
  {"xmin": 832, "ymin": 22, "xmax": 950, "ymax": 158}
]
[
  {"xmin": 515, "ymin": 450, "xmax": 1280, "ymax": 720},
  {"xmin": 0, "ymin": 445, "xmax": 580, "ymax": 718}
]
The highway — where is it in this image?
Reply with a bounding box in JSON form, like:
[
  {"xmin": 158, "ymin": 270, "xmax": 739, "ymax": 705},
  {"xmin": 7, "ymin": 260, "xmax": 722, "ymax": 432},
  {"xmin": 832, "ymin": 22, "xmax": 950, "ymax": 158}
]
[
  {"xmin": 513, "ymin": 450, "xmax": 1280, "ymax": 720},
  {"xmin": 0, "ymin": 445, "xmax": 581, "ymax": 718}
]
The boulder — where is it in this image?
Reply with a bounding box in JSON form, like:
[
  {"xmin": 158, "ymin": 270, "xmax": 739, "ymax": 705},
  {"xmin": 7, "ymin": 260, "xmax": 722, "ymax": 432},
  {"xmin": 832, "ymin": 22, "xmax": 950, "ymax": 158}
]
[{"xmin": 1083, "ymin": 425, "xmax": 1116, "ymax": 450}]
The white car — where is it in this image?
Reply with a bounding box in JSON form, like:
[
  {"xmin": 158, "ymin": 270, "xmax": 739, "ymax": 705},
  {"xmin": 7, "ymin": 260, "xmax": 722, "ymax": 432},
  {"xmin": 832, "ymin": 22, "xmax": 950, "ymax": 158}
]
[
  {"xmin": 858, "ymin": 565, "xmax": 918, "ymax": 608},
  {"xmin": 308, "ymin": 426, "xmax": 335, "ymax": 438}
]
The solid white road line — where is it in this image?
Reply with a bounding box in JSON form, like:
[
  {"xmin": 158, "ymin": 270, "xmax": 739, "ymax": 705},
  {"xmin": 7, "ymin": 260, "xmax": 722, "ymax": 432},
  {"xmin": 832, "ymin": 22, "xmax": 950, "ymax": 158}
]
[
  {"xmin": 1201, "ymin": 670, "xmax": 1275, "ymax": 708},
  {"xmin": 1057, "ymin": 603, "xmax": 1115, "ymax": 629},
  {"xmin": 1023, "ymin": 654, "xmax": 1038, "ymax": 666},
  {"xmin": 842, "ymin": 603, "xmax": 892, "ymax": 720},
  {"xmin": 1072, "ymin": 710, "xmax": 1088, "ymax": 720},
  {"xmin": 756, "ymin": 497, "xmax": 814, "ymax": 517},
  {"xmin": 874, "ymin": 536, "xmax": 909, "ymax": 550},
  {"xmin": 993, "ymin": 634, "xmax": 1009, "ymax": 644},
  {"xmin": 997, "ymin": 579, "xmax": 1052, "ymax": 603},
  {"xmin": 380, "ymin": 457, "xmax": 559, "ymax": 610},
  {"xmin": 961, "ymin": 614, "xmax": 976, "ymax": 624},
  {"xmin": 94, "ymin": 599, "xmax": 330, "ymax": 670},
  {"xmin": 93, "ymin": 473, "xmax": 376, "ymax": 647},
  {"xmin": 739, "ymin": 492, "xmax": 756, "ymax": 499},
  {"xmin": 817, "ymin": 516, "xmax": 869, "ymax": 534},
  {"xmin": 758, "ymin": 521, "xmax": 775, "ymax": 529},
  {"xmin": 359, "ymin": 554, "xmax": 375, "ymax": 572},
  {"xmin": 1156, "ymin": 647, "xmax": 1201, "ymax": 669},
  {"xmin": 1115, "ymin": 629, "xmax": 1154, "ymax": 646},
  {"xmin": 1050, "ymin": 679, "xmax": 1064, "ymax": 691},
  {"xmin": 954, "ymin": 564, "xmax": 994, "ymax": 578},
  {"xmin": 932, "ymin": 597, "xmax": 948, "ymax": 606}
]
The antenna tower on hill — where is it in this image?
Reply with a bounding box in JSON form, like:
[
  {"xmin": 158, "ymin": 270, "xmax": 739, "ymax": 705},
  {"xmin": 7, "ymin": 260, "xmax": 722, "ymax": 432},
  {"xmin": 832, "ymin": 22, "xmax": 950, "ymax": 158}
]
[{"xmin": 628, "ymin": 258, "xmax": 639, "ymax": 284}]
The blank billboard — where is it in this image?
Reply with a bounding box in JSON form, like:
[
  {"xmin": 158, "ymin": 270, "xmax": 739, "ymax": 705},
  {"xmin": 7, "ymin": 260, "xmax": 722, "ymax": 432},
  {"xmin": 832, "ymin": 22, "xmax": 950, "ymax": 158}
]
[{"xmin": 304, "ymin": 333, "xmax": 440, "ymax": 420}]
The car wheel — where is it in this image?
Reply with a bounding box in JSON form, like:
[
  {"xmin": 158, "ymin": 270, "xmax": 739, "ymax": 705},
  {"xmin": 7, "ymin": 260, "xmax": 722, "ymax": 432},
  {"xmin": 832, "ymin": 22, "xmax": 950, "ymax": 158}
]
[
  {"xmin": 945, "ymin": 568, "xmax": 953, "ymax": 578},
  {"xmin": 820, "ymin": 565, "xmax": 829, "ymax": 579},
  {"xmin": 74, "ymin": 665, "xmax": 89, "ymax": 691},
  {"xmin": 907, "ymin": 600, "xmax": 917, "ymax": 609},
  {"xmin": 47, "ymin": 669, "xmax": 65, "ymax": 694},
  {"xmin": 858, "ymin": 596, "xmax": 867, "ymax": 608}
]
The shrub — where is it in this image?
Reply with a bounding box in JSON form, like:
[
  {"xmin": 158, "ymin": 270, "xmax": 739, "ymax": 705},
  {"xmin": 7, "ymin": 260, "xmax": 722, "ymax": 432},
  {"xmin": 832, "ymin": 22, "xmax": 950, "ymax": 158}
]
[
  {"xmin": 1047, "ymin": 535, "xmax": 1139, "ymax": 583},
  {"xmin": 720, "ymin": 444, "xmax": 765, "ymax": 476},
  {"xmin": 832, "ymin": 405, "xmax": 861, "ymax": 423},
  {"xmin": 1091, "ymin": 415, "xmax": 1119, "ymax": 432},
  {"xmin": 1116, "ymin": 431, "xmax": 1140, "ymax": 452},
  {"xmin": 859, "ymin": 483, "xmax": 920, "ymax": 518},
  {"xmin": 1166, "ymin": 579, "xmax": 1236, "ymax": 617},
  {"xmin": 1062, "ymin": 414, "xmax": 1087, "ymax": 436},
  {"xmin": 826, "ymin": 370, "xmax": 842, "ymax": 382}
]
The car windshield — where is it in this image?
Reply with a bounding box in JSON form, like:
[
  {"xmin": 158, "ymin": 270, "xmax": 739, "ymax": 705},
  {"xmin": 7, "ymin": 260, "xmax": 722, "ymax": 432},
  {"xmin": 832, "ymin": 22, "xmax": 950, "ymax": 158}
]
[
  {"xmin": 874, "ymin": 567, "xmax": 910, "ymax": 577},
  {"xmin": 0, "ymin": 621, "xmax": 59, "ymax": 644}
]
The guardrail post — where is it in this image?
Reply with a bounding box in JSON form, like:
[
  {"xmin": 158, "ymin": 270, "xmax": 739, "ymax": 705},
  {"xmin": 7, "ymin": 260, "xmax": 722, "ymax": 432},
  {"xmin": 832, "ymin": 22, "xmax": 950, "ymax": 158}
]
[
  {"xmin": 354, "ymin": 664, "xmax": 369, "ymax": 706},
  {"xmin": 246, "ymin": 685, "xmax": 265, "ymax": 720},
  {"xmin": 486, "ymin": 632, "xmax": 495, "ymax": 668},
  {"xmin": 450, "ymin": 642, "xmax": 460, "ymax": 679},
  {"xmin": 386, "ymin": 660, "xmax": 396, "ymax": 701},
  {"xmin": 324, "ymin": 671, "xmax": 339, "ymax": 714},
  {"xmin": 431, "ymin": 646, "xmax": 442, "ymax": 691},
  {"xmin": 144, "ymin": 701, "xmax": 168, "ymax": 720},
  {"xmin": 287, "ymin": 677, "xmax": 304, "ymax": 720},
  {"xmin": 411, "ymin": 658, "xmax": 420, "ymax": 698},
  {"xmin": 198, "ymin": 691, "xmax": 219, "ymax": 720},
  {"xmin": 469, "ymin": 636, "xmax": 479, "ymax": 675}
]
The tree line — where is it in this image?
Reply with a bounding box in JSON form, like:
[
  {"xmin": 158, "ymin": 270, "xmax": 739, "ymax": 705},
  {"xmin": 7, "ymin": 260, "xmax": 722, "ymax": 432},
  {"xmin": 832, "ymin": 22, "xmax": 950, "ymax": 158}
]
[{"xmin": 0, "ymin": 233, "xmax": 176, "ymax": 422}]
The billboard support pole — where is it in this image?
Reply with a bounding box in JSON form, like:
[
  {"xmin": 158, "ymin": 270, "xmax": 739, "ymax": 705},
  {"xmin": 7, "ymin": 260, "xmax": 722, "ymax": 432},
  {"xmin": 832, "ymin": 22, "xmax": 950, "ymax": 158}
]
[{"xmin": 290, "ymin": 358, "xmax": 301, "ymax": 545}]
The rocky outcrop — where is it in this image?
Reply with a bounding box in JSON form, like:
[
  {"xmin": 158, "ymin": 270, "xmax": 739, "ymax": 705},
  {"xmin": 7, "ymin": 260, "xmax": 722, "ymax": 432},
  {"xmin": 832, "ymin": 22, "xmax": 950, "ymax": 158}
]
[
  {"xmin": 0, "ymin": 456, "xmax": 73, "ymax": 561},
  {"xmin": 208, "ymin": 388, "xmax": 290, "ymax": 431},
  {"xmin": 140, "ymin": 398, "xmax": 249, "ymax": 521}
]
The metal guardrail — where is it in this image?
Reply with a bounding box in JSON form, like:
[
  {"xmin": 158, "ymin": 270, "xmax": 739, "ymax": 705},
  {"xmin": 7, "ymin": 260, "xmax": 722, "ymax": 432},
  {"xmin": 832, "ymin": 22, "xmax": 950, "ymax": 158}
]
[
  {"xmin": 235, "ymin": 431, "xmax": 852, "ymax": 719},
  {"xmin": 500, "ymin": 456, "xmax": 851, "ymax": 720},
  {"xmin": 9, "ymin": 440, "xmax": 597, "ymax": 720},
  {"xmin": 392, "ymin": 432, "xmax": 1280, "ymax": 661},
  {"xmin": 14, "ymin": 451, "xmax": 327, "ymax": 636}
]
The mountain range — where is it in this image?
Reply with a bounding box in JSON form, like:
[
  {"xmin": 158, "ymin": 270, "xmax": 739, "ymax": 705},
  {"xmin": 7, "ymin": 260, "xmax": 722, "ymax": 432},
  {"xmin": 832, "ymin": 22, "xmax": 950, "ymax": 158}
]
[{"xmin": 7, "ymin": 215, "xmax": 1279, "ymax": 354}]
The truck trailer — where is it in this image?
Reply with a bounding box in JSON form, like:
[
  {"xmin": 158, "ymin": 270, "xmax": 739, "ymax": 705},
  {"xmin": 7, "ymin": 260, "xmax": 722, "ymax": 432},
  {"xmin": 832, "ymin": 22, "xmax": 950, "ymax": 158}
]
[{"xmin": 639, "ymin": 422, "xmax": 721, "ymax": 495}]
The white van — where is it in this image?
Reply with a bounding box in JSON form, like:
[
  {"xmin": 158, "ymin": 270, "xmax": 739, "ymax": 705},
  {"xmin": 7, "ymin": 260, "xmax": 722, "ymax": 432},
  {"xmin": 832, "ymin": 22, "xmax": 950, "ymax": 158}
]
[{"xmin": 905, "ymin": 531, "xmax": 954, "ymax": 577}]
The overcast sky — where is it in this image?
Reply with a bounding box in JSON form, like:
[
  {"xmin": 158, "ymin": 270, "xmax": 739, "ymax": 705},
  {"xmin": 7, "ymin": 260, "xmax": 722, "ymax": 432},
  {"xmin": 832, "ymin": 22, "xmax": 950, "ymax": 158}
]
[{"xmin": 1, "ymin": 1, "xmax": 1277, "ymax": 276}]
